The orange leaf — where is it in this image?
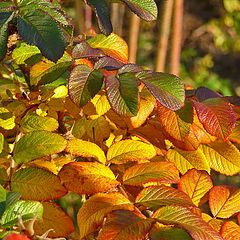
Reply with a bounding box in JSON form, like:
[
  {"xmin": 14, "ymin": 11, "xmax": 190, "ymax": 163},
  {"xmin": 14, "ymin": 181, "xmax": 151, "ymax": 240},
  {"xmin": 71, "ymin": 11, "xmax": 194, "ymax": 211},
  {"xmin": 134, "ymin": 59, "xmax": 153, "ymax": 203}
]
[
  {"xmin": 59, "ymin": 162, "xmax": 119, "ymax": 194},
  {"xmin": 123, "ymin": 162, "xmax": 179, "ymax": 186},
  {"xmin": 98, "ymin": 210, "xmax": 155, "ymax": 240},
  {"xmin": 179, "ymin": 169, "xmax": 213, "ymax": 206},
  {"xmin": 220, "ymin": 221, "xmax": 240, "ymax": 240},
  {"xmin": 34, "ymin": 202, "xmax": 74, "ymax": 238},
  {"xmin": 209, "ymin": 185, "xmax": 240, "ymax": 218},
  {"xmin": 135, "ymin": 185, "xmax": 194, "ymax": 210},
  {"xmin": 77, "ymin": 192, "xmax": 134, "ymax": 239}
]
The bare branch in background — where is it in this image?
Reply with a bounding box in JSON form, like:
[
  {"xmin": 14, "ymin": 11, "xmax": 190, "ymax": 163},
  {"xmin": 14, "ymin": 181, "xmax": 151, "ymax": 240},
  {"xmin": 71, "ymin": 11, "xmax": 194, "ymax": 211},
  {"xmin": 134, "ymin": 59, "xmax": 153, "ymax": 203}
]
[
  {"xmin": 155, "ymin": 0, "xmax": 174, "ymax": 72},
  {"xmin": 111, "ymin": 3, "xmax": 125, "ymax": 36},
  {"xmin": 129, "ymin": 13, "xmax": 140, "ymax": 63},
  {"xmin": 170, "ymin": 0, "xmax": 184, "ymax": 76},
  {"xmin": 75, "ymin": 0, "xmax": 85, "ymax": 34},
  {"xmin": 85, "ymin": 4, "xmax": 92, "ymax": 31}
]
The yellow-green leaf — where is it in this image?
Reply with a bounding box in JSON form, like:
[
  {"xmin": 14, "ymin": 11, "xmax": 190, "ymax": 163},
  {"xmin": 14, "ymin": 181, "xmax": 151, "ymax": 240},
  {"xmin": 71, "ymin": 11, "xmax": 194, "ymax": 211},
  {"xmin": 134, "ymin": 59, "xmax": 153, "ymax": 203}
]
[
  {"xmin": 66, "ymin": 138, "xmax": 106, "ymax": 164},
  {"xmin": 11, "ymin": 167, "xmax": 67, "ymax": 201},
  {"xmin": 77, "ymin": 192, "xmax": 134, "ymax": 239},
  {"xmin": 209, "ymin": 185, "xmax": 240, "ymax": 219},
  {"xmin": 123, "ymin": 162, "xmax": 179, "ymax": 186},
  {"xmin": 107, "ymin": 140, "xmax": 156, "ymax": 164},
  {"xmin": 0, "ymin": 107, "xmax": 15, "ymax": 130},
  {"xmin": 201, "ymin": 141, "xmax": 240, "ymax": 176},
  {"xmin": 34, "ymin": 202, "xmax": 74, "ymax": 238},
  {"xmin": 166, "ymin": 148, "xmax": 210, "ymax": 174},
  {"xmin": 98, "ymin": 210, "xmax": 155, "ymax": 240},
  {"xmin": 153, "ymin": 205, "xmax": 223, "ymax": 240},
  {"xmin": 59, "ymin": 162, "xmax": 119, "ymax": 194},
  {"xmin": 88, "ymin": 33, "xmax": 128, "ymax": 63},
  {"xmin": 179, "ymin": 169, "xmax": 213, "ymax": 206},
  {"xmin": 136, "ymin": 185, "xmax": 194, "ymax": 210},
  {"xmin": 20, "ymin": 112, "xmax": 59, "ymax": 133},
  {"xmin": 13, "ymin": 131, "xmax": 67, "ymax": 164}
]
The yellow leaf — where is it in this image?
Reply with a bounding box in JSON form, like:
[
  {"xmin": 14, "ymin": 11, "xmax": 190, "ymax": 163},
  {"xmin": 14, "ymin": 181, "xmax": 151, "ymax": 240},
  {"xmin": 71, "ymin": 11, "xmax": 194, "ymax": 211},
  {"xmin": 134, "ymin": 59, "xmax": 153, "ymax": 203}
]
[
  {"xmin": 66, "ymin": 138, "xmax": 106, "ymax": 164},
  {"xmin": 77, "ymin": 192, "xmax": 134, "ymax": 239},
  {"xmin": 59, "ymin": 162, "xmax": 119, "ymax": 194},
  {"xmin": 28, "ymin": 158, "xmax": 58, "ymax": 174},
  {"xmin": 52, "ymin": 85, "xmax": 68, "ymax": 98},
  {"xmin": 0, "ymin": 107, "xmax": 15, "ymax": 130},
  {"xmin": 107, "ymin": 140, "xmax": 156, "ymax": 164},
  {"xmin": 91, "ymin": 92, "xmax": 111, "ymax": 116},
  {"xmin": 179, "ymin": 169, "xmax": 213, "ymax": 206},
  {"xmin": 34, "ymin": 202, "xmax": 74, "ymax": 238},
  {"xmin": 201, "ymin": 141, "xmax": 240, "ymax": 176},
  {"xmin": 166, "ymin": 147, "xmax": 210, "ymax": 174}
]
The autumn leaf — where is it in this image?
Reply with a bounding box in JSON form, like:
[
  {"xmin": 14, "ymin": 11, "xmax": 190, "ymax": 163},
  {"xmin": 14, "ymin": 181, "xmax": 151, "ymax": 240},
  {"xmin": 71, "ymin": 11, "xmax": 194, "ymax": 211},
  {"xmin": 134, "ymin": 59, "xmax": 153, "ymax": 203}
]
[
  {"xmin": 98, "ymin": 210, "xmax": 155, "ymax": 240},
  {"xmin": 59, "ymin": 162, "xmax": 119, "ymax": 194},
  {"xmin": 77, "ymin": 192, "xmax": 134, "ymax": 239},
  {"xmin": 123, "ymin": 162, "xmax": 179, "ymax": 186},
  {"xmin": 220, "ymin": 221, "xmax": 240, "ymax": 240},
  {"xmin": 179, "ymin": 169, "xmax": 213, "ymax": 206}
]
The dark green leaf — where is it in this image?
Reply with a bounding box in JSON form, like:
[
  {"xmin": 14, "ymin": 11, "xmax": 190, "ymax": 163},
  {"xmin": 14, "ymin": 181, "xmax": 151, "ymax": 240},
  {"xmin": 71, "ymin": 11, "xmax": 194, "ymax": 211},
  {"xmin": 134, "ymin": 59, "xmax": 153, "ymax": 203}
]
[
  {"xmin": 121, "ymin": 0, "xmax": 158, "ymax": 21},
  {"xmin": 69, "ymin": 65, "xmax": 103, "ymax": 107},
  {"xmin": 86, "ymin": 0, "xmax": 112, "ymax": 35},
  {"xmin": 137, "ymin": 71, "xmax": 185, "ymax": 111},
  {"xmin": 18, "ymin": 9, "xmax": 65, "ymax": 62},
  {"xmin": 0, "ymin": 11, "xmax": 14, "ymax": 61},
  {"xmin": 105, "ymin": 73, "xmax": 139, "ymax": 116}
]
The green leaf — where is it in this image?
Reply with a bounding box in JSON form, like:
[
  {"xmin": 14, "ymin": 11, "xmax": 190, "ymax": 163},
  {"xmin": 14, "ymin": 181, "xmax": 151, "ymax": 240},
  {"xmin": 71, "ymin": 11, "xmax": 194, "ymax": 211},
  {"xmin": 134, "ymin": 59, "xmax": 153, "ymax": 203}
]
[
  {"xmin": 0, "ymin": 12, "xmax": 14, "ymax": 61},
  {"xmin": 121, "ymin": 0, "xmax": 158, "ymax": 21},
  {"xmin": 12, "ymin": 42, "xmax": 41, "ymax": 65},
  {"xmin": 20, "ymin": 112, "xmax": 59, "ymax": 133},
  {"xmin": 18, "ymin": 9, "xmax": 65, "ymax": 62},
  {"xmin": 11, "ymin": 167, "xmax": 67, "ymax": 201},
  {"xmin": 69, "ymin": 65, "xmax": 103, "ymax": 107},
  {"xmin": 0, "ymin": 107, "xmax": 15, "ymax": 130},
  {"xmin": 137, "ymin": 72, "xmax": 185, "ymax": 111},
  {"xmin": 1, "ymin": 200, "xmax": 43, "ymax": 228},
  {"xmin": 13, "ymin": 131, "xmax": 67, "ymax": 164},
  {"xmin": 86, "ymin": 0, "xmax": 112, "ymax": 35},
  {"xmin": 106, "ymin": 73, "xmax": 139, "ymax": 116},
  {"xmin": 0, "ymin": 185, "xmax": 7, "ymax": 215}
]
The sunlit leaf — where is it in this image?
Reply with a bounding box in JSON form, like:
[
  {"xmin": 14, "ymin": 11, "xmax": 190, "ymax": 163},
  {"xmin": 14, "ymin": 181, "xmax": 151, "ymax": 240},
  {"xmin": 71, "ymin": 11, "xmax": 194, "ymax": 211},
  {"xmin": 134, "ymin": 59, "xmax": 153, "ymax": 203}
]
[
  {"xmin": 91, "ymin": 92, "xmax": 111, "ymax": 116},
  {"xmin": 192, "ymin": 98, "xmax": 236, "ymax": 140},
  {"xmin": 0, "ymin": 107, "xmax": 15, "ymax": 130},
  {"xmin": 153, "ymin": 205, "xmax": 223, "ymax": 240},
  {"xmin": 209, "ymin": 185, "xmax": 240, "ymax": 218},
  {"xmin": 69, "ymin": 64, "xmax": 103, "ymax": 107},
  {"xmin": 136, "ymin": 185, "xmax": 193, "ymax": 210},
  {"xmin": 158, "ymin": 101, "xmax": 193, "ymax": 141},
  {"xmin": 107, "ymin": 140, "xmax": 156, "ymax": 164},
  {"xmin": 105, "ymin": 73, "xmax": 139, "ymax": 116},
  {"xmin": 77, "ymin": 192, "xmax": 134, "ymax": 239},
  {"xmin": 1, "ymin": 200, "xmax": 43, "ymax": 228},
  {"xmin": 220, "ymin": 221, "xmax": 240, "ymax": 240},
  {"xmin": 59, "ymin": 162, "xmax": 119, "ymax": 194},
  {"xmin": 11, "ymin": 167, "xmax": 67, "ymax": 201},
  {"xmin": 66, "ymin": 138, "xmax": 106, "ymax": 164},
  {"xmin": 88, "ymin": 33, "xmax": 128, "ymax": 63},
  {"xmin": 137, "ymin": 72, "xmax": 185, "ymax": 111},
  {"xmin": 201, "ymin": 141, "xmax": 240, "ymax": 176},
  {"xmin": 18, "ymin": 10, "xmax": 65, "ymax": 62},
  {"xmin": 20, "ymin": 112, "xmax": 59, "ymax": 133},
  {"xmin": 179, "ymin": 169, "xmax": 213, "ymax": 206},
  {"xmin": 166, "ymin": 148, "xmax": 210, "ymax": 174},
  {"xmin": 98, "ymin": 210, "xmax": 155, "ymax": 240},
  {"xmin": 0, "ymin": 133, "xmax": 4, "ymax": 153},
  {"xmin": 13, "ymin": 131, "xmax": 67, "ymax": 164},
  {"xmin": 12, "ymin": 42, "xmax": 41, "ymax": 65},
  {"xmin": 121, "ymin": 0, "xmax": 157, "ymax": 21},
  {"xmin": 34, "ymin": 202, "xmax": 74, "ymax": 238},
  {"xmin": 123, "ymin": 162, "xmax": 179, "ymax": 186}
]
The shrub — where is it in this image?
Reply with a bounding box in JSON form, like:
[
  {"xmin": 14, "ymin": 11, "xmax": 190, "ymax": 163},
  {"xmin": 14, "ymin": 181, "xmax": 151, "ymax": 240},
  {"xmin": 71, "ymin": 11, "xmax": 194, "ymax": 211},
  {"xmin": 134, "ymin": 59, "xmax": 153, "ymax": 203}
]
[{"xmin": 0, "ymin": 0, "xmax": 240, "ymax": 239}]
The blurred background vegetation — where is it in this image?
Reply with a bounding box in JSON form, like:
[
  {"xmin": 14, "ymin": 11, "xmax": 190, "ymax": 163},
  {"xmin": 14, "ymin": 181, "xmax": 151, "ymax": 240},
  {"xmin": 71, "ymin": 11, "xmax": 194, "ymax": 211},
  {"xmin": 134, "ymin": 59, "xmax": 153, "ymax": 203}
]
[{"xmin": 61, "ymin": 0, "xmax": 240, "ymax": 96}]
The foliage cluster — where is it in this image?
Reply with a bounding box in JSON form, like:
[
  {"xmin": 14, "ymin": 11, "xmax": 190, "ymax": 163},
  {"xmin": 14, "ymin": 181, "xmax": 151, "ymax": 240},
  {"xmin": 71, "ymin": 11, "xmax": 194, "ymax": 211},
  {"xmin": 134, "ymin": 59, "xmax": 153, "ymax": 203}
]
[{"xmin": 1, "ymin": 0, "xmax": 240, "ymax": 240}]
